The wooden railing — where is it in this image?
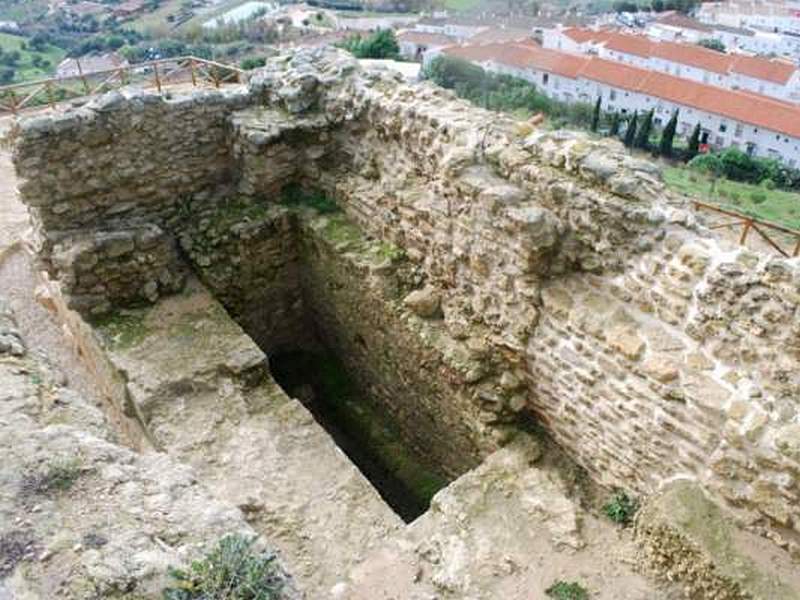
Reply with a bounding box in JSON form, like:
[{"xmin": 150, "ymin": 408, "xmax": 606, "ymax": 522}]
[
  {"xmin": 693, "ymin": 200, "xmax": 800, "ymax": 257},
  {"xmin": 0, "ymin": 56, "xmax": 247, "ymax": 116}
]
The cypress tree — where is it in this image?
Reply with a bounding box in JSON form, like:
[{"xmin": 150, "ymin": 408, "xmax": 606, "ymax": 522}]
[
  {"xmin": 609, "ymin": 112, "xmax": 621, "ymax": 136},
  {"xmin": 591, "ymin": 96, "xmax": 602, "ymax": 132},
  {"xmin": 687, "ymin": 122, "xmax": 701, "ymax": 161},
  {"xmin": 659, "ymin": 109, "xmax": 679, "ymax": 157},
  {"xmin": 624, "ymin": 111, "xmax": 638, "ymax": 147},
  {"xmin": 634, "ymin": 108, "xmax": 654, "ymax": 149}
]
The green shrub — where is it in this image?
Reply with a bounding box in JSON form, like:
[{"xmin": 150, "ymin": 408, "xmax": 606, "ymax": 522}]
[
  {"xmin": 338, "ymin": 29, "xmax": 399, "ymax": 59},
  {"xmin": 546, "ymin": 580, "xmax": 589, "ymax": 600},
  {"xmin": 423, "ymin": 56, "xmax": 592, "ymax": 127},
  {"xmin": 602, "ymin": 490, "xmax": 638, "ymax": 525},
  {"xmin": 750, "ymin": 190, "xmax": 767, "ymax": 205},
  {"xmin": 240, "ymin": 57, "xmax": 267, "ymax": 70},
  {"xmin": 729, "ymin": 191, "xmax": 741, "ymax": 204},
  {"xmin": 163, "ymin": 534, "xmax": 286, "ymax": 600},
  {"xmin": 22, "ymin": 456, "xmax": 82, "ymax": 495},
  {"xmin": 761, "ymin": 178, "xmax": 776, "ymax": 190}
]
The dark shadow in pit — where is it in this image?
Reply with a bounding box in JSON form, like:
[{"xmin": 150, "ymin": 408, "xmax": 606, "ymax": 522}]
[{"xmin": 269, "ymin": 348, "xmax": 449, "ymax": 523}]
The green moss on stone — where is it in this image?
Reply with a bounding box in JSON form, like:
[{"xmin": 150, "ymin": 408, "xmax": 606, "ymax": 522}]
[{"xmin": 92, "ymin": 311, "xmax": 149, "ymax": 350}]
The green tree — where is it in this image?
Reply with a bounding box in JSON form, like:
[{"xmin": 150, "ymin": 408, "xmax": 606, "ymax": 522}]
[
  {"xmin": 609, "ymin": 112, "xmax": 621, "ymax": 136},
  {"xmin": 698, "ymin": 38, "xmax": 726, "ymax": 52},
  {"xmin": 659, "ymin": 109, "xmax": 679, "ymax": 157},
  {"xmin": 0, "ymin": 67, "xmax": 15, "ymax": 84},
  {"xmin": 689, "ymin": 153, "xmax": 725, "ymax": 195},
  {"xmin": 624, "ymin": 111, "xmax": 638, "ymax": 147},
  {"xmin": 634, "ymin": 109, "xmax": 654, "ymax": 149},
  {"xmin": 339, "ymin": 29, "xmax": 399, "ymax": 60},
  {"xmin": 686, "ymin": 123, "xmax": 701, "ymax": 160},
  {"xmin": 591, "ymin": 96, "xmax": 601, "ymax": 132}
]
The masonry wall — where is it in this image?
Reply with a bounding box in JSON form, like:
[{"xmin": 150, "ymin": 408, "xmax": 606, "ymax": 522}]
[{"xmin": 12, "ymin": 48, "xmax": 800, "ymax": 556}]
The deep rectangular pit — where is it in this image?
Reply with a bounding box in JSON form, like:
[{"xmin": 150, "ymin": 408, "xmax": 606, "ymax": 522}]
[
  {"xmin": 177, "ymin": 192, "xmax": 482, "ymax": 521},
  {"xmin": 269, "ymin": 347, "xmax": 448, "ymax": 522}
]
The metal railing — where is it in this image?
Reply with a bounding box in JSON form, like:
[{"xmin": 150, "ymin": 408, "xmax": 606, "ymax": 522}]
[
  {"xmin": 693, "ymin": 200, "xmax": 800, "ymax": 258},
  {"xmin": 0, "ymin": 56, "xmax": 247, "ymax": 116}
]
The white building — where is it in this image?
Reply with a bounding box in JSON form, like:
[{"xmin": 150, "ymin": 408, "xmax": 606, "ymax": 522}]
[
  {"xmin": 697, "ymin": 0, "xmax": 800, "ymax": 35},
  {"xmin": 544, "ymin": 27, "xmax": 800, "ymax": 103},
  {"xmin": 435, "ymin": 41, "xmax": 800, "ymax": 166},
  {"xmin": 397, "ymin": 31, "xmax": 456, "ymax": 62}
]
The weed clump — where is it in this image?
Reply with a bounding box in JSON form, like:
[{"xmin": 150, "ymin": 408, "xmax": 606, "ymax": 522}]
[
  {"xmin": 163, "ymin": 534, "xmax": 287, "ymax": 600},
  {"xmin": 546, "ymin": 580, "xmax": 589, "ymax": 600},
  {"xmin": 602, "ymin": 490, "xmax": 638, "ymax": 526},
  {"xmin": 21, "ymin": 455, "xmax": 82, "ymax": 496}
]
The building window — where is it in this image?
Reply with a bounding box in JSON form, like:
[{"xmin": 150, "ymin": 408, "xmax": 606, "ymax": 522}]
[
  {"xmin": 715, "ymin": 135, "xmax": 724, "ymax": 146},
  {"xmin": 610, "ymin": 90, "xmax": 617, "ymax": 100},
  {"xmin": 719, "ymin": 123, "xmax": 727, "ymax": 133},
  {"xmin": 543, "ymin": 73, "xmax": 549, "ymax": 85},
  {"xmin": 735, "ymin": 123, "xmax": 743, "ymax": 137}
]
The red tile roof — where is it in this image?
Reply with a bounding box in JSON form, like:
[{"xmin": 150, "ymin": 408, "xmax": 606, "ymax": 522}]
[
  {"xmin": 398, "ymin": 31, "xmax": 455, "ymax": 47},
  {"xmin": 560, "ymin": 27, "xmax": 797, "ymax": 84},
  {"xmin": 442, "ymin": 43, "xmax": 588, "ymax": 78},
  {"xmin": 468, "ymin": 28, "xmax": 532, "ymax": 44},
  {"xmin": 731, "ymin": 54, "xmax": 796, "ymax": 84},
  {"xmin": 601, "ymin": 32, "xmax": 654, "ymax": 58},
  {"xmin": 441, "ymin": 41, "xmax": 800, "ymax": 138},
  {"xmin": 654, "ymin": 12, "xmax": 712, "ymax": 32},
  {"xmin": 651, "ymin": 40, "xmax": 733, "ymax": 75}
]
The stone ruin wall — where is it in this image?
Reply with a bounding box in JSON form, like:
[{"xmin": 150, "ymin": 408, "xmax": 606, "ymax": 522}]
[{"xmin": 11, "ymin": 49, "xmax": 800, "ymax": 555}]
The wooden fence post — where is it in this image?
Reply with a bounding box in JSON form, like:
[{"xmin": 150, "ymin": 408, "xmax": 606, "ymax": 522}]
[
  {"xmin": 45, "ymin": 81, "xmax": 56, "ymax": 110},
  {"xmin": 190, "ymin": 58, "xmax": 197, "ymax": 87},
  {"xmin": 8, "ymin": 89, "xmax": 17, "ymax": 116},
  {"xmin": 153, "ymin": 62, "xmax": 162, "ymax": 94},
  {"xmin": 76, "ymin": 59, "xmax": 90, "ymax": 95},
  {"xmin": 739, "ymin": 219, "xmax": 753, "ymax": 246}
]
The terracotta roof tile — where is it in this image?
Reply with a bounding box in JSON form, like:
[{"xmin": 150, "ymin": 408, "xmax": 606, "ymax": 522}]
[
  {"xmin": 398, "ymin": 31, "xmax": 455, "ymax": 47},
  {"xmin": 654, "ymin": 12, "xmax": 712, "ymax": 32},
  {"xmin": 560, "ymin": 27, "xmax": 797, "ymax": 84},
  {"xmin": 468, "ymin": 28, "xmax": 532, "ymax": 44},
  {"xmin": 442, "ymin": 43, "xmax": 589, "ymax": 78},
  {"xmin": 442, "ymin": 41, "xmax": 800, "ymax": 138},
  {"xmin": 731, "ymin": 54, "xmax": 796, "ymax": 84}
]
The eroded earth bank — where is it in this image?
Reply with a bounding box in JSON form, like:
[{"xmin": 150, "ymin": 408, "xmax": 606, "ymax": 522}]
[{"xmin": 2, "ymin": 48, "xmax": 800, "ymax": 599}]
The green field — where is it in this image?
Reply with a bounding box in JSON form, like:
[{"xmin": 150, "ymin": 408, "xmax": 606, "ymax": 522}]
[
  {"xmin": 0, "ymin": 33, "xmax": 65, "ymax": 84},
  {"xmin": 663, "ymin": 166, "xmax": 800, "ymax": 230},
  {"xmin": 128, "ymin": 0, "xmax": 193, "ymax": 35},
  {"xmin": 0, "ymin": 0, "xmax": 49, "ymax": 23}
]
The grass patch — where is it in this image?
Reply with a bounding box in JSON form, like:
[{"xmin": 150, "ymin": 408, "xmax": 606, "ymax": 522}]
[
  {"xmin": 602, "ymin": 490, "xmax": 638, "ymax": 526},
  {"xmin": 92, "ymin": 310, "xmax": 148, "ymax": 350},
  {"xmin": 21, "ymin": 455, "xmax": 83, "ymax": 496},
  {"xmin": 664, "ymin": 166, "xmax": 800, "ymax": 230},
  {"xmin": 0, "ymin": 32, "xmax": 65, "ymax": 84},
  {"xmin": 444, "ymin": 0, "xmax": 481, "ymax": 11},
  {"xmin": 163, "ymin": 534, "xmax": 286, "ymax": 600},
  {"xmin": 0, "ymin": 0, "xmax": 49, "ymax": 23},
  {"xmin": 128, "ymin": 0, "xmax": 192, "ymax": 35},
  {"xmin": 546, "ymin": 580, "xmax": 589, "ymax": 600},
  {"xmin": 374, "ymin": 241, "xmax": 405, "ymax": 263}
]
